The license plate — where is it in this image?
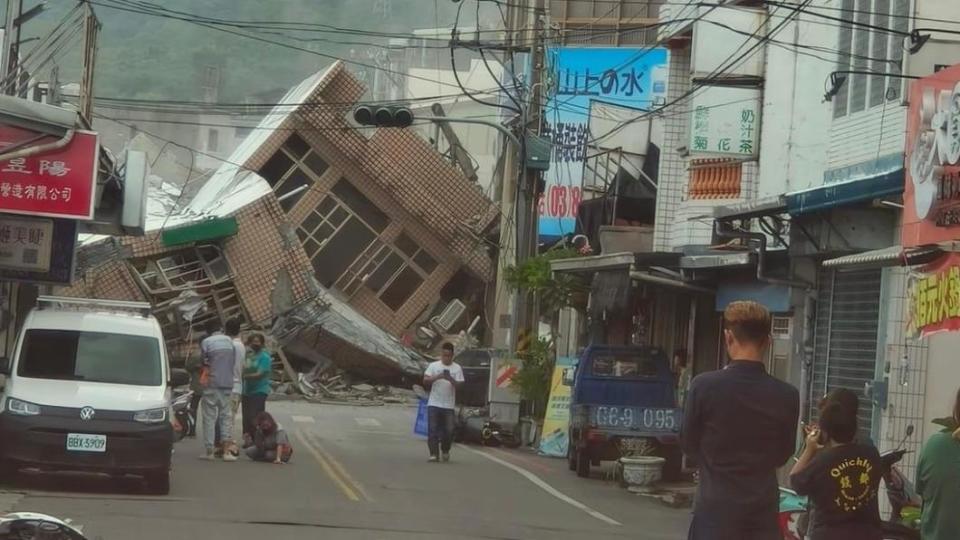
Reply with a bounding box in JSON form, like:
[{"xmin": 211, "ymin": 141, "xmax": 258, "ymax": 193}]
[
  {"xmin": 593, "ymin": 406, "xmax": 681, "ymax": 431},
  {"xmin": 66, "ymin": 433, "xmax": 106, "ymax": 453}
]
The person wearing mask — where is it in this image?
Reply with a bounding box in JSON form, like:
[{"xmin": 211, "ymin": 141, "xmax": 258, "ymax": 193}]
[
  {"xmin": 245, "ymin": 412, "xmax": 293, "ymax": 464},
  {"xmin": 423, "ymin": 342, "xmax": 464, "ymax": 462},
  {"xmin": 242, "ymin": 332, "xmax": 272, "ymax": 444},
  {"xmin": 790, "ymin": 402, "xmax": 882, "ymax": 540},
  {"xmin": 199, "ymin": 319, "xmax": 238, "ymax": 462},
  {"xmin": 916, "ymin": 387, "xmax": 960, "ymax": 540},
  {"xmin": 681, "ymin": 301, "xmax": 800, "ymax": 540}
]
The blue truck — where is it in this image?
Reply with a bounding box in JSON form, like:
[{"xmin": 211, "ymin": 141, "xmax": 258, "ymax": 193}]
[{"xmin": 565, "ymin": 345, "xmax": 683, "ymax": 479}]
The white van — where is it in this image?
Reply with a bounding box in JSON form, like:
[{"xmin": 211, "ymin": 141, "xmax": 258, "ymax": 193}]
[{"xmin": 0, "ymin": 296, "xmax": 189, "ymax": 494}]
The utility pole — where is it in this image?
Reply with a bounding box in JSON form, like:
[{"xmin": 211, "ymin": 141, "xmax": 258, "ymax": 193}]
[
  {"xmin": 1, "ymin": 0, "xmax": 21, "ymax": 93},
  {"xmin": 491, "ymin": 0, "xmax": 545, "ymax": 352}
]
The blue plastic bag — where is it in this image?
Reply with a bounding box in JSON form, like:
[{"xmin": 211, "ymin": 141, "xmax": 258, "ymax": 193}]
[{"xmin": 413, "ymin": 399, "xmax": 428, "ymax": 437}]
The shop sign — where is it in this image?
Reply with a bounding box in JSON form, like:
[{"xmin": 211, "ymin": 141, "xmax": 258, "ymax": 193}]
[
  {"xmin": 540, "ymin": 47, "xmax": 669, "ymax": 238},
  {"xmin": 903, "ymin": 64, "xmax": 960, "ymax": 247},
  {"xmin": 907, "ymin": 252, "xmax": 960, "ymax": 338},
  {"xmin": 0, "ymin": 127, "xmax": 99, "ymax": 221},
  {"xmin": 0, "ymin": 215, "xmax": 77, "ymax": 284},
  {"xmin": 689, "ymin": 86, "xmax": 761, "ymax": 157}
]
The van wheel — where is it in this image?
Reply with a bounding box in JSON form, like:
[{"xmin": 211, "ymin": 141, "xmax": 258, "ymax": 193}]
[
  {"xmin": 144, "ymin": 470, "xmax": 170, "ymax": 495},
  {"xmin": 576, "ymin": 449, "xmax": 591, "ymax": 478}
]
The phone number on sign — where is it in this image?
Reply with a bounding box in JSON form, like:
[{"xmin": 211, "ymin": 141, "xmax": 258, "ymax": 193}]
[{"xmin": 538, "ymin": 185, "xmax": 582, "ymax": 219}]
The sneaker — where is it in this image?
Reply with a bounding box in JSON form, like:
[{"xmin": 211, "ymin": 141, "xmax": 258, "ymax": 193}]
[
  {"xmin": 428, "ymin": 455, "xmax": 439, "ymax": 462},
  {"xmin": 222, "ymin": 449, "xmax": 238, "ymax": 462},
  {"xmin": 441, "ymin": 453, "xmax": 450, "ymax": 463},
  {"xmin": 200, "ymin": 450, "xmax": 215, "ymax": 461}
]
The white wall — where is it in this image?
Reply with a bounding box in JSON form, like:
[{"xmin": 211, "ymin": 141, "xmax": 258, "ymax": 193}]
[
  {"xmin": 923, "ymin": 335, "xmax": 960, "ymax": 443},
  {"xmin": 756, "ymin": 7, "xmax": 834, "ymax": 196}
]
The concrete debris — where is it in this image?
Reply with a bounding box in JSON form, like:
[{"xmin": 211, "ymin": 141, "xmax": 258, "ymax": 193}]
[{"xmin": 285, "ymin": 361, "xmax": 416, "ymax": 407}]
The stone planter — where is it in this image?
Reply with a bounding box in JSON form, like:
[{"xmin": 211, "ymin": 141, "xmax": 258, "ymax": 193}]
[{"xmin": 619, "ymin": 456, "xmax": 665, "ymax": 490}]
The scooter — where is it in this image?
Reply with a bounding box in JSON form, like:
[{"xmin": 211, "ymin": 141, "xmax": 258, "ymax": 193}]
[
  {"xmin": 171, "ymin": 389, "xmax": 194, "ymax": 442},
  {"xmin": 777, "ymin": 426, "xmax": 921, "ymax": 540}
]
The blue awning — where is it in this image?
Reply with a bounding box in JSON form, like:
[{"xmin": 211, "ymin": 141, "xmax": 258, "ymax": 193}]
[{"xmin": 785, "ymin": 168, "xmax": 903, "ymax": 216}]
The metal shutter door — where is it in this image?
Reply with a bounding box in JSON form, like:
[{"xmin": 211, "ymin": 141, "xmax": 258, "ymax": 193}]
[{"xmin": 810, "ymin": 268, "xmax": 882, "ymax": 441}]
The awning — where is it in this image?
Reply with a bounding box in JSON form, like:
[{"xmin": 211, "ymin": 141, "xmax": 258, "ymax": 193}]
[
  {"xmin": 822, "ymin": 245, "xmax": 943, "ymax": 269},
  {"xmin": 711, "ymin": 195, "xmax": 787, "ymax": 220},
  {"xmin": 630, "ymin": 271, "xmax": 714, "ymax": 294},
  {"xmin": 680, "ymin": 251, "xmax": 754, "ymax": 269},
  {"xmin": 550, "ymin": 252, "xmax": 633, "ymax": 274},
  {"xmin": 785, "ymin": 169, "xmax": 903, "ymax": 216}
]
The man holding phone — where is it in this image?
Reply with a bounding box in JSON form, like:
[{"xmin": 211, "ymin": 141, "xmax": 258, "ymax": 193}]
[{"xmin": 423, "ymin": 342, "xmax": 465, "ymax": 462}]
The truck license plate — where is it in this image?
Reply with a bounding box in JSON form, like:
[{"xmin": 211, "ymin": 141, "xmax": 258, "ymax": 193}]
[
  {"xmin": 66, "ymin": 433, "xmax": 106, "ymax": 453},
  {"xmin": 594, "ymin": 406, "xmax": 680, "ymax": 431}
]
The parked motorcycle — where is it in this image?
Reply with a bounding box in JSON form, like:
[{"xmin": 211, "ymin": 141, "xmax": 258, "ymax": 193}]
[
  {"xmin": 778, "ymin": 426, "xmax": 920, "ymax": 540},
  {"xmin": 171, "ymin": 389, "xmax": 194, "ymax": 442},
  {"xmin": 455, "ymin": 408, "xmax": 522, "ymax": 448}
]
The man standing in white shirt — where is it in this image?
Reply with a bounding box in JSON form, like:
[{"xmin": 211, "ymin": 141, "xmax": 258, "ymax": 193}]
[{"xmin": 423, "ymin": 342, "xmax": 464, "ymax": 462}]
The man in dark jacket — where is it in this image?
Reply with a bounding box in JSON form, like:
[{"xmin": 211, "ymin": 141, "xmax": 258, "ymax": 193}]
[{"xmin": 681, "ymin": 300, "xmax": 800, "ymax": 540}]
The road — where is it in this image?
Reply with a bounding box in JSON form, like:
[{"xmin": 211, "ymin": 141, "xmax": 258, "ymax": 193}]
[{"xmin": 0, "ymin": 400, "xmax": 690, "ymax": 540}]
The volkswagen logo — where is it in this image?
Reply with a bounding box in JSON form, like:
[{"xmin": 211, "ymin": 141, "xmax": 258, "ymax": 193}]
[{"xmin": 79, "ymin": 407, "xmax": 96, "ymax": 421}]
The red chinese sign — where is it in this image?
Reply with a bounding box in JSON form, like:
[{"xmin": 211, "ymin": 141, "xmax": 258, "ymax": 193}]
[
  {"xmin": 907, "ymin": 252, "xmax": 960, "ymax": 338},
  {"xmin": 903, "ymin": 64, "xmax": 960, "ymax": 247},
  {"xmin": 0, "ymin": 127, "xmax": 98, "ymax": 220},
  {"xmin": 537, "ymin": 185, "xmax": 582, "ymax": 222}
]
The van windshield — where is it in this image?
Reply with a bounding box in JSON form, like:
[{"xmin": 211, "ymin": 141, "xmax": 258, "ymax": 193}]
[{"xmin": 17, "ymin": 329, "xmax": 162, "ymax": 386}]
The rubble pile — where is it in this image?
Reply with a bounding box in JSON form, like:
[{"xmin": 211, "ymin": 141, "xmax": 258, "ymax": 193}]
[{"xmin": 265, "ymin": 347, "xmax": 419, "ymax": 406}]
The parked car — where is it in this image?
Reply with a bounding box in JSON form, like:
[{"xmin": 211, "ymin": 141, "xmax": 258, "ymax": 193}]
[
  {"xmin": 0, "ymin": 296, "xmax": 189, "ymax": 494},
  {"xmin": 565, "ymin": 345, "xmax": 683, "ymax": 480}
]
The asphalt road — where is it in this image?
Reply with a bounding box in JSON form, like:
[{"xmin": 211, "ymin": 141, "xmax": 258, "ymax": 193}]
[{"xmin": 0, "ymin": 400, "xmax": 690, "ymax": 540}]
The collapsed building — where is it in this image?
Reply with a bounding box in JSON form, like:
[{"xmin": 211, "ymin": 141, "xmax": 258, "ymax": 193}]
[{"xmin": 58, "ymin": 62, "xmax": 499, "ymax": 383}]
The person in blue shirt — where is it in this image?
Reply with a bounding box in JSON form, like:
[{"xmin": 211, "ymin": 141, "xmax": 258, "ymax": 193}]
[{"xmin": 241, "ymin": 332, "xmax": 272, "ymax": 446}]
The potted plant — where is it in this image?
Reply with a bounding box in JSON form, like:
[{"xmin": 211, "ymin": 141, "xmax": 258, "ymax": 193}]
[{"xmin": 618, "ymin": 438, "xmax": 665, "ymax": 492}]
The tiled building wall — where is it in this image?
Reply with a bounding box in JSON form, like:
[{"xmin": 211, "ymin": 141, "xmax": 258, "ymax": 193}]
[
  {"xmin": 280, "ymin": 128, "xmax": 461, "ymax": 336},
  {"xmin": 653, "ymin": 46, "xmax": 691, "ymax": 251},
  {"xmin": 58, "ymin": 259, "xmax": 146, "ymax": 302},
  {"xmin": 878, "ymin": 266, "xmax": 928, "ymax": 515},
  {"xmin": 219, "ymin": 196, "xmax": 316, "ymax": 324}
]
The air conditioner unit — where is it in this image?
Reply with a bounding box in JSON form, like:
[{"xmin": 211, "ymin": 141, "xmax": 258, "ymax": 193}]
[{"xmin": 430, "ymin": 299, "xmax": 466, "ymax": 333}]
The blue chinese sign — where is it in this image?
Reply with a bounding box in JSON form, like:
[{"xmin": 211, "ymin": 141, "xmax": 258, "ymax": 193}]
[{"xmin": 539, "ymin": 47, "xmax": 669, "ymax": 238}]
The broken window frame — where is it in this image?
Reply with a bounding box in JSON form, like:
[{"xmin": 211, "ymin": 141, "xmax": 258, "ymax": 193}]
[
  {"xmin": 358, "ymin": 231, "xmax": 437, "ymax": 311},
  {"xmin": 127, "ymin": 245, "xmax": 247, "ymax": 356},
  {"xmin": 259, "ymin": 134, "xmax": 330, "ymax": 212},
  {"xmin": 297, "ymin": 184, "xmax": 390, "ymax": 290}
]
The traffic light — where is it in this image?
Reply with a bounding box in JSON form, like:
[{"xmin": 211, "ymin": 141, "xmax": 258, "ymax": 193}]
[{"xmin": 353, "ymin": 105, "xmax": 414, "ymax": 128}]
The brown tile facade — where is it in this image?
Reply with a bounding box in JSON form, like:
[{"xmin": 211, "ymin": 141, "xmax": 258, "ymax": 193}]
[{"xmin": 217, "ymin": 62, "xmax": 496, "ymax": 336}]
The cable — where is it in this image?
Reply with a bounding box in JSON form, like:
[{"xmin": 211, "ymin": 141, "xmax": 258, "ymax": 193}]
[
  {"xmin": 480, "ymin": 48, "xmax": 522, "ymax": 111},
  {"xmin": 450, "ymin": 1, "xmax": 521, "ymax": 115}
]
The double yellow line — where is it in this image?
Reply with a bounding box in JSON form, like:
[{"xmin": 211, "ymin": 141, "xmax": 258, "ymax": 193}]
[{"xmin": 295, "ymin": 430, "xmax": 371, "ymax": 502}]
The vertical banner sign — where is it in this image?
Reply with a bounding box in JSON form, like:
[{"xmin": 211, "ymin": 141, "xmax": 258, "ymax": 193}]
[
  {"xmin": 907, "ymin": 252, "xmax": 960, "ymax": 339},
  {"xmin": 538, "ymin": 356, "xmax": 577, "ymax": 457},
  {"xmin": 540, "ymin": 48, "xmax": 669, "ymax": 239},
  {"xmin": 903, "ymin": 64, "xmax": 960, "ymax": 247}
]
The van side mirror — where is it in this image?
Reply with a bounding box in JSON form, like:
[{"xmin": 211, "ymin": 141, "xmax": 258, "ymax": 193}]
[
  {"xmin": 169, "ymin": 368, "xmax": 190, "ymax": 387},
  {"xmin": 562, "ymin": 368, "xmax": 575, "ymax": 386},
  {"xmin": 0, "ymin": 357, "xmax": 10, "ymax": 376}
]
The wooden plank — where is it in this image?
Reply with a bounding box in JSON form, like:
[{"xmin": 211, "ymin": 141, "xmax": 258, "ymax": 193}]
[{"xmin": 275, "ymin": 347, "xmax": 300, "ymax": 384}]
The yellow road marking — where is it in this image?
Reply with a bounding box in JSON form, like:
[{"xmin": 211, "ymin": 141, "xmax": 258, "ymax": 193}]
[
  {"xmin": 305, "ymin": 432, "xmax": 373, "ymax": 502},
  {"xmin": 295, "ymin": 431, "xmax": 360, "ymax": 502}
]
